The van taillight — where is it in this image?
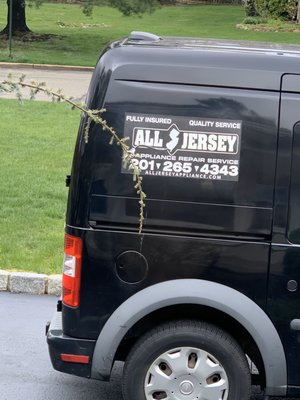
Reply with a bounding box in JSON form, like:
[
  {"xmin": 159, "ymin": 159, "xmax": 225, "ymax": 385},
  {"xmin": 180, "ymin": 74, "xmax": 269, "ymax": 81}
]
[{"xmin": 62, "ymin": 234, "xmax": 83, "ymax": 307}]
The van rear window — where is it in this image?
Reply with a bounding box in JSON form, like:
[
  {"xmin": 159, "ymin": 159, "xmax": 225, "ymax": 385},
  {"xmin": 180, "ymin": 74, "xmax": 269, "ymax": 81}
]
[
  {"xmin": 88, "ymin": 80, "xmax": 278, "ymax": 237},
  {"xmin": 288, "ymin": 122, "xmax": 300, "ymax": 244}
]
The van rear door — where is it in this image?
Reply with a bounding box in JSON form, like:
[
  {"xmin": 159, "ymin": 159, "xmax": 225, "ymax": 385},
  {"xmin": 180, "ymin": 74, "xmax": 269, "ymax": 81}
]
[
  {"xmin": 85, "ymin": 74, "xmax": 279, "ymax": 312},
  {"xmin": 268, "ymin": 74, "xmax": 300, "ymax": 391}
]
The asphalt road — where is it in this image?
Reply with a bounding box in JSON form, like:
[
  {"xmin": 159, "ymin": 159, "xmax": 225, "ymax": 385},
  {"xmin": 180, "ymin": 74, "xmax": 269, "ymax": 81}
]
[
  {"xmin": 0, "ymin": 292, "xmax": 123, "ymax": 400},
  {"xmin": 0, "ymin": 65, "xmax": 93, "ymax": 102},
  {"xmin": 1, "ymin": 292, "xmax": 296, "ymax": 400}
]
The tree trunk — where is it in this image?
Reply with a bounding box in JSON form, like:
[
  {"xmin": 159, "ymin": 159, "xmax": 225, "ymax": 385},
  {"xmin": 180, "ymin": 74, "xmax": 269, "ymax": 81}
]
[
  {"xmin": 297, "ymin": 0, "xmax": 300, "ymax": 23},
  {"xmin": 0, "ymin": 0, "xmax": 30, "ymax": 35}
]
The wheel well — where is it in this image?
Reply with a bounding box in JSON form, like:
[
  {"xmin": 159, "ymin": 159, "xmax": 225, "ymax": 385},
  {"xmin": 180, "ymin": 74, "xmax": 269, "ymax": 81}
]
[{"xmin": 115, "ymin": 303, "xmax": 266, "ymax": 387}]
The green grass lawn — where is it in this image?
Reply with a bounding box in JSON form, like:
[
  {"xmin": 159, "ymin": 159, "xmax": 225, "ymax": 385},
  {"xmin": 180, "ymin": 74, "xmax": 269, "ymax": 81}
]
[
  {"xmin": 0, "ymin": 99, "xmax": 79, "ymax": 274},
  {"xmin": 0, "ymin": 3, "xmax": 300, "ymax": 66}
]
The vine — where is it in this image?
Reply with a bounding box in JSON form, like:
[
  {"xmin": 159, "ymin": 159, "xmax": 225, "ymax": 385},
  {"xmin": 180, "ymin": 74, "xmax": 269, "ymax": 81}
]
[{"xmin": 0, "ymin": 75, "xmax": 146, "ymax": 233}]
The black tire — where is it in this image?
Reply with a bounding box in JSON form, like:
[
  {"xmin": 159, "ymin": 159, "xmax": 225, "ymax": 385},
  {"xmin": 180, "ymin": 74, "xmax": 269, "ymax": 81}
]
[{"xmin": 122, "ymin": 320, "xmax": 251, "ymax": 400}]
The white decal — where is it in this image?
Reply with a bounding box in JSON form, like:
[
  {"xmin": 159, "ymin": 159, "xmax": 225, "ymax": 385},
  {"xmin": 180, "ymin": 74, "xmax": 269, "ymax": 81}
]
[{"xmin": 122, "ymin": 113, "xmax": 242, "ymax": 182}]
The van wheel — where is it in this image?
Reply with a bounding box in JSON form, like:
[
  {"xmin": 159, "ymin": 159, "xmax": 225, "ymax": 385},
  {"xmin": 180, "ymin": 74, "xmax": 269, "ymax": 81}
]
[{"xmin": 122, "ymin": 320, "xmax": 251, "ymax": 400}]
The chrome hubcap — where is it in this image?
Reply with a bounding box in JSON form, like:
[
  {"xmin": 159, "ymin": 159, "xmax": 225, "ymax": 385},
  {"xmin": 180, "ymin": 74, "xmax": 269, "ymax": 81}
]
[{"xmin": 144, "ymin": 347, "xmax": 228, "ymax": 400}]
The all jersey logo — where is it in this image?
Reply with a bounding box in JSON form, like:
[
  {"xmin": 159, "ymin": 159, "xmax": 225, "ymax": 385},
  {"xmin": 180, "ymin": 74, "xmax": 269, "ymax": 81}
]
[{"xmin": 132, "ymin": 123, "xmax": 239, "ymax": 156}]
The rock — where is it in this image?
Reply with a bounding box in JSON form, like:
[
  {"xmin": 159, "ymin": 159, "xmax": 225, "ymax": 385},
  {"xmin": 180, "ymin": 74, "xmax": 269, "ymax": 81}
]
[
  {"xmin": 47, "ymin": 275, "xmax": 62, "ymax": 296},
  {"xmin": 9, "ymin": 272, "xmax": 47, "ymax": 295},
  {"xmin": 0, "ymin": 270, "xmax": 9, "ymax": 291}
]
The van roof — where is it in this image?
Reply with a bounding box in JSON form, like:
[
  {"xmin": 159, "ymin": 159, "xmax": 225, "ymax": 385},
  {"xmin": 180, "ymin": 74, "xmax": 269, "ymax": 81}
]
[
  {"xmin": 96, "ymin": 33, "xmax": 300, "ymax": 92},
  {"xmin": 124, "ymin": 32, "xmax": 300, "ymax": 58}
]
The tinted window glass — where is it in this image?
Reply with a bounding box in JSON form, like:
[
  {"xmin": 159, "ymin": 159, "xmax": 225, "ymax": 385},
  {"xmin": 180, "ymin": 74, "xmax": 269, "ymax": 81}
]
[{"xmin": 288, "ymin": 123, "xmax": 300, "ymax": 243}]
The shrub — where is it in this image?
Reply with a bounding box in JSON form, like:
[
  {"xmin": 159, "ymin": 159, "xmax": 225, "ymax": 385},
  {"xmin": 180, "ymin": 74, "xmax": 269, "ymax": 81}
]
[
  {"xmin": 242, "ymin": 16, "xmax": 267, "ymax": 24},
  {"xmin": 251, "ymin": 0, "xmax": 298, "ymax": 20},
  {"xmin": 243, "ymin": 0, "xmax": 258, "ymax": 17}
]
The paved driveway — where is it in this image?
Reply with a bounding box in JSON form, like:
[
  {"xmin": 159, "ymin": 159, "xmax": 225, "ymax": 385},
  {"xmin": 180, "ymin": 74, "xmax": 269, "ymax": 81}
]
[
  {"xmin": 0, "ymin": 65, "xmax": 93, "ymax": 102},
  {"xmin": 0, "ymin": 292, "xmax": 123, "ymax": 400}
]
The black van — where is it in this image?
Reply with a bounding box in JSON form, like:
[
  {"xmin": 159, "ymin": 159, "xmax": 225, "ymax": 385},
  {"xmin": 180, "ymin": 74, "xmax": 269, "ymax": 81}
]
[{"xmin": 47, "ymin": 32, "xmax": 300, "ymax": 400}]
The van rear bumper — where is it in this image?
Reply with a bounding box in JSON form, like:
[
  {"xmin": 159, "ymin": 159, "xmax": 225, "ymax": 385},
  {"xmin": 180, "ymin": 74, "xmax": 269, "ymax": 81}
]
[{"xmin": 46, "ymin": 309, "xmax": 96, "ymax": 379}]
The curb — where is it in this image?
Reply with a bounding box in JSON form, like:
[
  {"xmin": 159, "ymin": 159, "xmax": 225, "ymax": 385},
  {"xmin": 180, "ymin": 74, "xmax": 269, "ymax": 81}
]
[
  {"xmin": 0, "ymin": 62, "xmax": 94, "ymax": 72},
  {"xmin": 0, "ymin": 270, "xmax": 62, "ymax": 296}
]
